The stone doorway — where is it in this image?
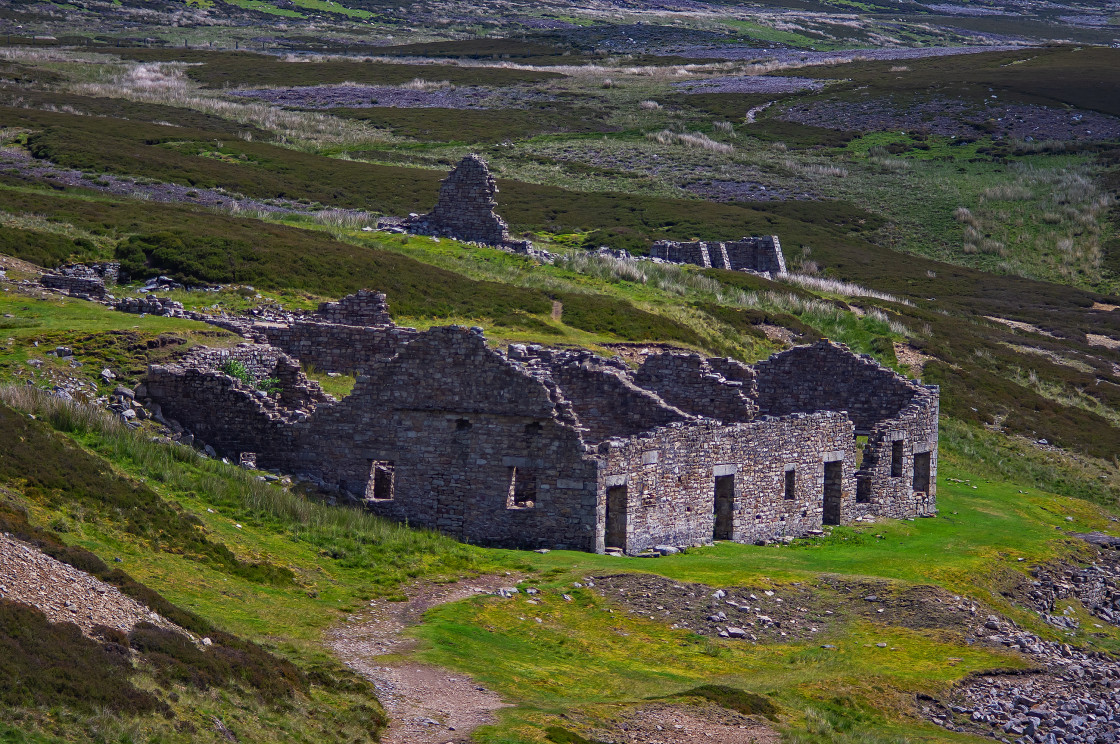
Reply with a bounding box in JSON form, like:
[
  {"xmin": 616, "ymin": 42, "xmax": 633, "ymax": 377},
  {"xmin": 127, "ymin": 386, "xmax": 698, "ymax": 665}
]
[
  {"xmin": 823, "ymin": 460, "xmax": 843, "ymax": 525},
  {"xmin": 912, "ymin": 451, "xmax": 931, "ymax": 494},
  {"xmin": 713, "ymin": 475, "xmax": 734, "ymax": 540},
  {"xmin": 605, "ymin": 485, "xmax": 628, "ymax": 552}
]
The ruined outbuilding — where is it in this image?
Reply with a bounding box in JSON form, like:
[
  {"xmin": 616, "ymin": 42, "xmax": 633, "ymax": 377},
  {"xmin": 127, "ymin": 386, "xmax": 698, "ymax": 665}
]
[
  {"xmin": 143, "ymin": 291, "xmax": 938, "ymax": 554},
  {"xmin": 406, "ymin": 154, "xmax": 530, "ymax": 250},
  {"xmin": 650, "ymin": 236, "xmax": 786, "ymax": 275}
]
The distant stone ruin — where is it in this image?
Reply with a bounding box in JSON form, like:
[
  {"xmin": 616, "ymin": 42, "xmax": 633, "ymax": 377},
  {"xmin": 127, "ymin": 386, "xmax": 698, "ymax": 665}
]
[
  {"xmin": 406, "ymin": 154, "xmax": 530, "ymax": 250},
  {"xmin": 143, "ymin": 289, "xmax": 939, "ymax": 555},
  {"xmin": 39, "ymin": 262, "xmax": 119, "ymax": 299},
  {"xmin": 650, "ymin": 236, "xmax": 786, "ymax": 275}
]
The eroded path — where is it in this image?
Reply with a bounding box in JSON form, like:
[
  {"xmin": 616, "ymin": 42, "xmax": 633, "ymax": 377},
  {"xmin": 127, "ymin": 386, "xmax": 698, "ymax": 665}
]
[{"xmin": 328, "ymin": 576, "xmax": 513, "ymax": 744}]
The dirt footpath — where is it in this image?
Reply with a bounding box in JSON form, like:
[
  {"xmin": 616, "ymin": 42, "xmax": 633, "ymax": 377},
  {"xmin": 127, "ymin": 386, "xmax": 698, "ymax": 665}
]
[{"xmin": 328, "ymin": 576, "xmax": 514, "ymax": 744}]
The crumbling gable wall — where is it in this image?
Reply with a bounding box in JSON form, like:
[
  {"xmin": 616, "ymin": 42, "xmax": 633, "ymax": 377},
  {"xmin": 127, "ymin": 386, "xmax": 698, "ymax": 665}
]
[
  {"xmin": 633, "ymin": 353, "xmax": 758, "ymax": 423},
  {"xmin": 753, "ymin": 341, "xmax": 918, "ymax": 431},
  {"xmin": 524, "ymin": 348, "xmax": 694, "ymax": 444},
  {"xmin": 597, "ymin": 411, "xmax": 856, "ymax": 553},
  {"xmin": 752, "ymin": 340, "xmax": 938, "ymax": 519},
  {"xmin": 294, "ymin": 327, "xmax": 600, "ymax": 550}
]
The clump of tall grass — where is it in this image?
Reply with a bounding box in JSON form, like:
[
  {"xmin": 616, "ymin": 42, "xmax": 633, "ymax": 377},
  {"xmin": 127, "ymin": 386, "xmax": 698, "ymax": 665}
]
[
  {"xmin": 783, "ymin": 159, "xmax": 848, "ymax": 178},
  {"xmin": 780, "ymin": 273, "xmax": 914, "ymax": 307},
  {"xmin": 401, "ymin": 77, "xmax": 453, "ymax": 91},
  {"xmin": 713, "ymin": 121, "xmax": 735, "ymax": 135},
  {"xmin": 647, "ymin": 129, "xmax": 733, "ymax": 154},
  {"xmin": 638, "ymin": 100, "xmax": 662, "ymax": 110}
]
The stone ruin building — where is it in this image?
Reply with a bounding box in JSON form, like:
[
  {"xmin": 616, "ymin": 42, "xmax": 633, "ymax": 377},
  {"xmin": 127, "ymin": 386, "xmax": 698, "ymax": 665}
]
[
  {"xmin": 39, "ymin": 262, "xmax": 119, "ymax": 299},
  {"xmin": 141, "ymin": 291, "xmax": 938, "ymax": 554},
  {"xmin": 406, "ymin": 154, "xmax": 531, "ymax": 251},
  {"xmin": 650, "ymin": 236, "xmax": 786, "ymax": 276}
]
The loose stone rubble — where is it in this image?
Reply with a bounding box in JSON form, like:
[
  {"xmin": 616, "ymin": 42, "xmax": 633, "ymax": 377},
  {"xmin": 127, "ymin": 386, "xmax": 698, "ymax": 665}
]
[
  {"xmin": 141, "ymin": 289, "xmax": 939, "ymax": 554},
  {"xmin": 0, "ymin": 532, "xmax": 180, "ymax": 636}
]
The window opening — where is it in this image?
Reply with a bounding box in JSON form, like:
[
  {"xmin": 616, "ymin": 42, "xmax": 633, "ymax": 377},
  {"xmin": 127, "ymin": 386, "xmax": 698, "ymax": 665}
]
[
  {"xmin": 891, "ymin": 440, "xmax": 905, "ymax": 477},
  {"xmin": 507, "ymin": 467, "xmax": 537, "ymax": 509},
  {"xmin": 365, "ymin": 461, "xmax": 395, "ymax": 501},
  {"xmin": 784, "ymin": 468, "xmax": 796, "ymax": 500}
]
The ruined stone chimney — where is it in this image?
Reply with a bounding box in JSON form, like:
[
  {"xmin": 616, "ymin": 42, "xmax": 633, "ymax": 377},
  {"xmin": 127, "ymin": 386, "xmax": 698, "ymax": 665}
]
[{"xmin": 407, "ymin": 154, "xmax": 518, "ymax": 247}]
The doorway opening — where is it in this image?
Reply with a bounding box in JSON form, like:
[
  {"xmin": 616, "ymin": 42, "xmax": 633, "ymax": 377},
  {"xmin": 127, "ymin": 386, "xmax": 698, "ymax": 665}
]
[
  {"xmin": 713, "ymin": 475, "xmax": 735, "ymax": 540},
  {"xmin": 605, "ymin": 485, "xmax": 628, "ymax": 551},
  {"xmin": 365, "ymin": 461, "xmax": 395, "ymax": 501},
  {"xmin": 912, "ymin": 451, "xmax": 931, "ymax": 494},
  {"xmin": 823, "ymin": 460, "xmax": 843, "ymax": 525}
]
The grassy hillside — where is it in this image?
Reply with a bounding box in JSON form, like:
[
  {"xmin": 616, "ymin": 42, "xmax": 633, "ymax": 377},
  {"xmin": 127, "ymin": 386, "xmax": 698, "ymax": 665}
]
[{"xmin": 1, "ymin": 25, "xmax": 1119, "ymax": 744}]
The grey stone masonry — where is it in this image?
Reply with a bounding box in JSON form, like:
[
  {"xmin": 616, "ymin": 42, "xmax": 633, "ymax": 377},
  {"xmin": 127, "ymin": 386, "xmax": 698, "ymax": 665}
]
[
  {"xmin": 116, "ymin": 296, "xmax": 185, "ymax": 317},
  {"xmin": 143, "ymin": 291, "xmax": 938, "ymax": 554},
  {"xmin": 597, "ymin": 412, "xmax": 855, "ymax": 553},
  {"xmin": 406, "ymin": 154, "xmax": 530, "ymax": 250},
  {"xmin": 649, "ymin": 236, "xmax": 786, "ymax": 275},
  {"xmin": 311, "ymin": 289, "xmax": 392, "ymax": 326},
  {"xmin": 253, "ymin": 291, "xmax": 417, "ymax": 375},
  {"xmin": 633, "ymin": 352, "xmax": 758, "ymax": 423},
  {"xmin": 40, "ymin": 262, "xmax": 119, "ymax": 298}
]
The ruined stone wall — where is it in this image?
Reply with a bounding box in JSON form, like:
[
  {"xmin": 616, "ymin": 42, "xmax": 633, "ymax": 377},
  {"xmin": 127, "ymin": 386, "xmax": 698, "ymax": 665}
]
[
  {"xmin": 311, "ymin": 289, "xmax": 392, "ymax": 326},
  {"xmin": 650, "ymin": 240, "xmax": 711, "ymax": 267},
  {"xmin": 633, "ymin": 353, "xmax": 758, "ymax": 423},
  {"xmin": 527, "ymin": 348, "xmax": 694, "ymax": 444},
  {"xmin": 256, "ymin": 321, "xmax": 419, "ymax": 375},
  {"xmin": 292, "ymin": 327, "xmax": 600, "ymax": 550},
  {"xmin": 597, "ymin": 412, "xmax": 857, "ymax": 553},
  {"xmin": 708, "ymin": 357, "xmax": 759, "ymax": 398},
  {"xmin": 116, "ymin": 296, "xmax": 184, "ymax": 317},
  {"xmin": 753, "ymin": 341, "xmax": 919, "ymax": 432},
  {"xmin": 856, "ymin": 391, "xmax": 939, "ymax": 519},
  {"xmin": 649, "ymin": 236, "xmax": 785, "ymax": 274},
  {"xmin": 406, "ymin": 154, "xmax": 517, "ymax": 247},
  {"xmin": 724, "ymin": 236, "xmax": 786, "ymax": 274},
  {"xmin": 143, "ymin": 345, "xmax": 326, "ymax": 464},
  {"xmin": 40, "ymin": 262, "xmax": 120, "ymax": 299}
]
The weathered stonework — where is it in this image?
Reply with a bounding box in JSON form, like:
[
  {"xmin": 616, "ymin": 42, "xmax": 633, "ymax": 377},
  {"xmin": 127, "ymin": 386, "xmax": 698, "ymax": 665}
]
[
  {"xmin": 40, "ymin": 262, "xmax": 120, "ymax": 298},
  {"xmin": 650, "ymin": 236, "xmax": 786, "ymax": 275},
  {"xmin": 143, "ymin": 291, "xmax": 938, "ymax": 554},
  {"xmin": 406, "ymin": 154, "xmax": 530, "ymax": 250}
]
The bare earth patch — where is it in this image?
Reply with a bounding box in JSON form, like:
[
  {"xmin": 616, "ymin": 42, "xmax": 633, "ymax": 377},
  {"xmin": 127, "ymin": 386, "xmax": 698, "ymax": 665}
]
[
  {"xmin": 984, "ymin": 315, "xmax": 1058, "ymax": 337},
  {"xmin": 1087, "ymin": 333, "xmax": 1120, "ymax": 350},
  {"xmin": 1092, "ymin": 302, "xmax": 1119, "ymax": 312},
  {"xmin": 589, "ymin": 701, "xmax": 780, "ymax": 744},
  {"xmin": 894, "ymin": 342, "xmax": 933, "ymax": 378},
  {"xmin": 328, "ymin": 576, "xmax": 514, "ymax": 744}
]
